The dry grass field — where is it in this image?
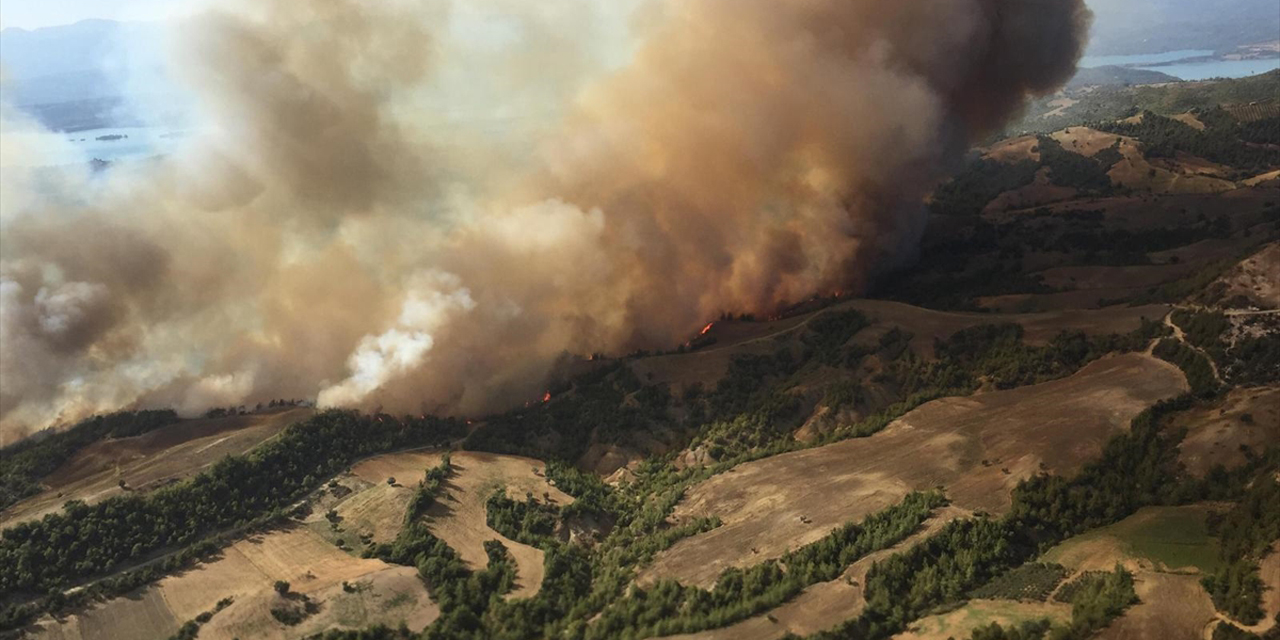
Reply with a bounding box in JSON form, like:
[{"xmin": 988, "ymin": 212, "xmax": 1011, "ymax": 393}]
[
  {"xmin": 630, "ymin": 314, "xmax": 815, "ymax": 391},
  {"xmin": 983, "ymin": 135, "xmax": 1041, "ymax": 163},
  {"xmin": 662, "ymin": 507, "xmax": 971, "ymax": 640},
  {"xmin": 639, "ymin": 354, "xmax": 1186, "ymax": 588},
  {"xmin": 1176, "ymin": 386, "xmax": 1280, "ymax": 476},
  {"xmin": 1040, "ymin": 505, "xmax": 1226, "ymax": 640},
  {"xmin": 31, "ymin": 526, "xmax": 437, "ymax": 640},
  {"xmin": 28, "ymin": 448, "xmax": 573, "ymax": 638},
  {"xmin": 348, "ymin": 450, "xmax": 574, "ymax": 599},
  {"xmin": 636, "ymin": 298, "xmax": 1173, "ymax": 396},
  {"xmin": 1, "ymin": 407, "xmax": 313, "ymax": 528},
  {"xmin": 842, "ymin": 299, "xmax": 1172, "ymax": 357},
  {"xmin": 1233, "ymin": 542, "xmax": 1280, "ymax": 636},
  {"xmin": 1215, "ymin": 242, "xmax": 1280, "ymax": 308},
  {"xmin": 894, "ymin": 600, "xmax": 1072, "ymax": 640},
  {"xmin": 984, "ymin": 168, "xmax": 1078, "ymax": 213},
  {"xmin": 1093, "ymin": 573, "xmax": 1217, "ymax": 640},
  {"xmin": 1043, "ymin": 506, "xmax": 1222, "ymax": 574}
]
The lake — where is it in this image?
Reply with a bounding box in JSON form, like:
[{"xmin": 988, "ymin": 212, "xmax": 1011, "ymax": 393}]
[
  {"xmin": 1149, "ymin": 58, "xmax": 1280, "ymax": 81},
  {"xmin": 1078, "ymin": 49, "xmax": 1280, "ymax": 81},
  {"xmin": 1079, "ymin": 49, "xmax": 1215, "ymax": 68},
  {"xmin": 63, "ymin": 127, "xmax": 187, "ymax": 163}
]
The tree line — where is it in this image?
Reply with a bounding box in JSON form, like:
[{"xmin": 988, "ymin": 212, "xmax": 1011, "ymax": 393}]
[
  {"xmin": 0, "ymin": 410, "xmax": 177, "ymax": 510},
  {"xmin": 0, "ymin": 410, "xmax": 464, "ymax": 612}
]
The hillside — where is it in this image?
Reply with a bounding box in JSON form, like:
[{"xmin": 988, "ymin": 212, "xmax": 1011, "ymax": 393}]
[{"xmin": 2, "ymin": 76, "xmax": 1279, "ymax": 640}]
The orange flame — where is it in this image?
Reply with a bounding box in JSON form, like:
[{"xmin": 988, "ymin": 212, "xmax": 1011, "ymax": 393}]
[
  {"xmin": 542, "ymin": 391, "xmax": 552, "ymax": 403},
  {"xmin": 700, "ymin": 322, "xmax": 714, "ymax": 335}
]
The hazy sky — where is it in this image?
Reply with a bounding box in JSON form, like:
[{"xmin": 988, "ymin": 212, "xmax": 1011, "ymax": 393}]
[{"xmin": 0, "ymin": 0, "xmax": 197, "ymax": 30}]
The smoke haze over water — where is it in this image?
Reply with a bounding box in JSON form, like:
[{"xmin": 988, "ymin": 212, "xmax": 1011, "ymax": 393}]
[{"xmin": 0, "ymin": 0, "xmax": 1091, "ymax": 441}]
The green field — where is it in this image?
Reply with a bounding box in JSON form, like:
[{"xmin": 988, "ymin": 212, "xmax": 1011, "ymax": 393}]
[{"xmin": 1043, "ymin": 505, "xmax": 1223, "ymax": 574}]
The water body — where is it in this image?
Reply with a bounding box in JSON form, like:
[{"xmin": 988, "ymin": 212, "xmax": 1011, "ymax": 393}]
[
  {"xmin": 1079, "ymin": 49, "xmax": 1215, "ymax": 68},
  {"xmin": 1149, "ymin": 58, "xmax": 1280, "ymax": 81},
  {"xmin": 64, "ymin": 127, "xmax": 187, "ymax": 163},
  {"xmin": 1078, "ymin": 49, "xmax": 1280, "ymax": 81}
]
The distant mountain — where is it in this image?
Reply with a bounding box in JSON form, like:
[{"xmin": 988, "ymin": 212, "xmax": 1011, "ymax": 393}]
[
  {"xmin": 0, "ymin": 19, "xmax": 179, "ymax": 130},
  {"xmin": 1085, "ymin": 0, "xmax": 1280, "ymax": 56}
]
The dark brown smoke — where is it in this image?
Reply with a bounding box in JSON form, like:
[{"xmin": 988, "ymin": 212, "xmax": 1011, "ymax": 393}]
[{"xmin": 0, "ymin": 0, "xmax": 1091, "ymax": 440}]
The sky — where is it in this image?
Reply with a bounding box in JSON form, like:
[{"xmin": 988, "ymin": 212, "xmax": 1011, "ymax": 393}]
[{"xmin": 0, "ymin": 0, "xmax": 197, "ymax": 30}]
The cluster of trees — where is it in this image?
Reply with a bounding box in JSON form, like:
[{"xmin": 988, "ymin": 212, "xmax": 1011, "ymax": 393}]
[
  {"xmin": 1167, "ymin": 306, "xmax": 1280, "ymax": 388},
  {"xmin": 0, "ymin": 410, "xmax": 177, "ymax": 510},
  {"xmin": 807, "ymin": 394, "xmax": 1197, "ymax": 640},
  {"xmin": 464, "ymin": 363, "xmax": 672, "ymax": 462},
  {"xmin": 1202, "ymin": 477, "xmax": 1280, "ymax": 624},
  {"xmin": 1012, "ymin": 70, "xmax": 1280, "ymax": 134},
  {"xmin": 1212, "ymin": 622, "xmax": 1264, "ymax": 640},
  {"xmin": 801, "ymin": 311, "xmax": 873, "ymax": 366},
  {"xmin": 926, "ymin": 128, "xmax": 1118, "ymax": 219},
  {"xmin": 358, "ymin": 457, "xmax": 529, "ymax": 639},
  {"xmin": 584, "ymin": 492, "xmax": 946, "ymax": 639},
  {"xmin": 961, "ymin": 566, "xmax": 1138, "ymax": 640},
  {"xmin": 935, "ymin": 323, "xmax": 1124, "ymax": 390},
  {"xmin": 885, "ymin": 262, "xmax": 1060, "ymax": 312},
  {"xmin": 1172, "ymin": 309, "xmax": 1231, "ymax": 362},
  {"xmin": 1036, "ymin": 135, "xmax": 1115, "ymax": 193},
  {"xmin": 373, "ymin": 522, "xmax": 517, "ymax": 639},
  {"xmin": 487, "ymin": 491, "xmax": 560, "ymax": 546},
  {"xmin": 930, "ymin": 158, "xmax": 1040, "ymax": 217},
  {"xmin": 0, "ymin": 410, "xmax": 464, "ymax": 601},
  {"xmin": 1097, "ymin": 110, "xmax": 1279, "ymax": 175},
  {"xmin": 167, "ymin": 596, "xmax": 234, "ymax": 640},
  {"xmin": 1238, "ymin": 116, "xmax": 1280, "ymax": 146},
  {"xmin": 1153, "ymin": 338, "xmax": 1221, "ymax": 397},
  {"xmin": 404, "ymin": 453, "xmax": 452, "ymax": 527},
  {"xmin": 1039, "ymin": 218, "xmax": 1229, "ymax": 266},
  {"xmin": 1119, "ymin": 256, "xmax": 1245, "ymax": 307},
  {"xmin": 1226, "ymin": 331, "xmax": 1280, "ymax": 386}
]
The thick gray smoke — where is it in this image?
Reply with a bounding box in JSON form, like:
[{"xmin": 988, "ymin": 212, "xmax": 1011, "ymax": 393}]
[{"xmin": 0, "ymin": 0, "xmax": 1091, "ymax": 441}]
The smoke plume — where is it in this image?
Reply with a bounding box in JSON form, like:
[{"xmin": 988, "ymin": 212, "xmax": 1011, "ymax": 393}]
[{"xmin": 0, "ymin": 0, "xmax": 1091, "ymax": 441}]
